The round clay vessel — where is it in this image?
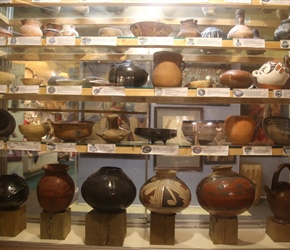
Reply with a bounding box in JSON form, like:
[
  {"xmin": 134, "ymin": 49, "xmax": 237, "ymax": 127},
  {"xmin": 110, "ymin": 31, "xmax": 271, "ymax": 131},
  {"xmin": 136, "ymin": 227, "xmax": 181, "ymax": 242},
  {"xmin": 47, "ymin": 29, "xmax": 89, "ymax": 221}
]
[
  {"xmin": 0, "ymin": 109, "xmax": 16, "ymax": 139},
  {"xmin": 227, "ymin": 9, "xmax": 253, "ymax": 38},
  {"xmin": 264, "ymin": 163, "xmax": 290, "ymax": 224},
  {"xmin": 177, "ymin": 19, "xmax": 201, "ymax": 37},
  {"xmin": 19, "ymin": 19, "xmax": 43, "ymax": 37},
  {"xmin": 224, "ymin": 115, "xmax": 256, "ymax": 145},
  {"xmin": 73, "ymin": 6, "xmax": 89, "ymax": 16},
  {"xmin": 0, "ymin": 173, "xmax": 29, "ymax": 210},
  {"xmin": 40, "ymin": 6, "xmax": 61, "ymax": 15},
  {"xmin": 37, "ymin": 163, "xmax": 75, "ymax": 213},
  {"xmin": 219, "ymin": 70, "xmax": 255, "ymax": 88},
  {"xmin": 200, "ymin": 27, "xmax": 226, "ymax": 54},
  {"xmin": 274, "ymin": 18, "xmax": 290, "ymax": 40},
  {"xmin": 42, "ymin": 23, "xmax": 62, "ymax": 37},
  {"xmin": 18, "ymin": 124, "xmax": 51, "ymax": 141},
  {"xmin": 0, "ymin": 71, "xmax": 15, "ymax": 85},
  {"xmin": 60, "ymin": 24, "xmax": 79, "ymax": 36},
  {"xmin": 196, "ymin": 165, "xmax": 255, "ymax": 218},
  {"xmin": 139, "ymin": 169, "xmax": 191, "ymax": 214},
  {"xmin": 151, "ymin": 51, "xmax": 185, "ymax": 87},
  {"xmin": 0, "ymin": 27, "xmax": 12, "ymax": 37},
  {"xmin": 81, "ymin": 166, "xmax": 136, "ymax": 212}
]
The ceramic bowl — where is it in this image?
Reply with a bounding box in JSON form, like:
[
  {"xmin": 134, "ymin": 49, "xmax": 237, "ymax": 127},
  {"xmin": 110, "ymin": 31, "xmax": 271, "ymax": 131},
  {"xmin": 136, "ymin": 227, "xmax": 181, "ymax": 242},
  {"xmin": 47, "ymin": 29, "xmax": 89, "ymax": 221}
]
[
  {"xmin": 51, "ymin": 121, "xmax": 94, "ymax": 142},
  {"xmin": 52, "ymin": 78, "xmax": 85, "ymax": 86},
  {"xmin": 0, "ymin": 71, "xmax": 15, "ymax": 85},
  {"xmin": 263, "ymin": 117, "xmax": 290, "ymax": 145},
  {"xmin": 18, "ymin": 124, "xmax": 51, "ymax": 141},
  {"xmin": 130, "ymin": 21, "xmax": 173, "ymax": 37},
  {"xmin": 98, "ymin": 27, "xmax": 123, "ymax": 36},
  {"xmin": 134, "ymin": 128, "xmax": 177, "ymax": 144},
  {"xmin": 21, "ymin": 78, "xmax": 44, "ymax": 85}
]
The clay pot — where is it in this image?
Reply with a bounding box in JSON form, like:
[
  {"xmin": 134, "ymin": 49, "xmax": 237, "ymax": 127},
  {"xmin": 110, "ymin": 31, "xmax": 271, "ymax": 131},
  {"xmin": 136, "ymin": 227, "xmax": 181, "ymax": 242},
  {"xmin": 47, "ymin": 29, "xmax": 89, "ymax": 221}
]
[
  {"xmin": 18, "ymin": 124, "xmax": 51, "ymax": 141},
  {"xmin": 106, "ymin": 6, "xmax": 129, "ymax": 15},
  {"xmin": 60, "ymin": 24, "xmax": 79, "ymax": 36},
  {"xmin": 0, "ymin": 109, "xmax": 16, "ymax": 139},
  {"xmin": 219, "ymin": 70, "xmax": 255, "ymax": 88},
  {"xmin": 276, "ymin": 9, "xmax": 289, "ymax": 20},
  {"xmin": 19, "ymin": 19, "xmax": 43, "ymax": 37},
  {"xmin": 196, "ymin": 166, "xmax": 255, "ymax": 218},
  {"xmin": 0, "ymin": 71, "xmax": 15, "ymax": 85},
  {"xmin": 96, "ymin": 114, "xmax": 131, "ymax": 143},
  {"xmin": 0, "ymin": 27, "xmax": 12, "ymax": 37},
  {"xmin": 246, "ymin": 29, "xmax": 266, "ymax": 55},
  {"xmin": 42, "ymin": 23, "xmax": 62, "ymax": 37},
  {"xmin": 40, "ymin": 6, "xmax": 61, "ymax": 15},
  {"xmin": 274, "ymin": 19, "xmax": 290, "ymax": 40},
  {"xmin": 73, "ymin": 6, "xmax": 89, "ymax": 16},
  {"xmin": 37, "ymin": 163, "xmax": 75, "ymax": 213},
  {"xmin": 200, "ymin": 27, "xmax": 226, "ymax": 54},
  {"xmin": 0, "ymin": 173, "xmax": 29, "ymax": 210},
  {"xmin": 139, "ymin": 169, "xmax": 191, "ymax": 214},
  {"xmin": 201, "ymin": 6, "xmax": 217, "ymax": 17},
  {"xmin": 177, "ymin": 19, "xmax": 201, "ymax": 37},
  {"xmin": 224, "ymin": 115, "xmax": 256, "ymax": 145},
  {"xmin": 227, "ymin": 9, "xmax": 253, "ymax": 38},
  {"xmin": 81, "ymin": 166, "xmax": 136, "ymax": 212},
  {"xmin": 264, "ymin": 163, "xmax": 290, "ymax": 224},
  {"xmin": 151, "ymin": 51, "xmax": 185, "ymax": 87}
]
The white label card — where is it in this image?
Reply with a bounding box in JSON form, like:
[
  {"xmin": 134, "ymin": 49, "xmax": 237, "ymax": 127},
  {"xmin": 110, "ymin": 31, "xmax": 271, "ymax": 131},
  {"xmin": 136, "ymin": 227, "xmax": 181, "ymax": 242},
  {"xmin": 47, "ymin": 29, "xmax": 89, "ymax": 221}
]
[
  {"xmin": 273, "ymin": 89, "xmax": 290, "ymax": 98},
  {"xmin": 233, "ymin": 88, "xmax": 268, "ymax": 98},
  {"xmin": 280, "ymin": 40, "xmax": 290, "ymax": 48},
  {"xmin": 8, "ymin": 37, "xmax": 41, "ymax": 46},
  {"xmin": 191, "ymin": 145, "xmax": 229, "ymax": 156},
  {"xmin": 138, "ymin": 37, "xmax": 174, "ymax": 46},
  {"xmin": 7, "ymin": 141, "xmax": 41, "ymax": 151},
  {"xmin": 46, "ymin": 86, "xmax": 82, "ymax": 95},
  {"xmin": 46, "ymin": 143, "xmax": 76, "ymax": 152},
  {"xmin": 0, "ymin": 0, "xmax": 12, "ymax": 3},
  {"xmin": 0, "ymin": 37, "xmax": 6, "ymax": 45},
  {"xmin": 154, "ymin": 87, "xmax": 188, "ymax": 96},
  {"xmin": 87, "ymin": 144, "xmax": 116, "ymax": 153},
  {"xmin": 141, "ymin": 145, "xmax": 179, "ymax": 155},
  {"xmin": 0, "ymin": 85, "xmax": 7, "ymax": 93},
  {"xmin": 262, "ymin": 0, "xmax": 290, "ymax": 4},
  {"xmin": 46, "ymin": 36, "xmax": 76, "ymax": 46},
  {"xmin": 81, "ymin": 36, "xmax": 117, "ymax": 45},
  {"xmin": 233, "ymin": 38, "xmax": 265, "ymax": 48},
  {"xmin": 32, "ymin": 0, "xmax": 60, "ymax": 2},
  {"xmin": 92, "ymin": 86, "xmax": 125, "ymax": 96},
  {"xmin": 283, "ymin": 146, "xmax": 290, "ymax": 155},
  {"xmin": 186, "ymin": 37, "xmax": 222, "ymax": 47},
  {"xmin": 225, "ymin": 0, "xmax": 251, "ymax": 2},
  {"xmin": 197, "ymin": 88, "xmax": 230, "ymax": 97},
  {"xmin": 242, "ymin": 146, "xmax": 272, "ymax": 155},
  {"xmin": 9, "ymin": 85, "xmax": 39, "ymax": 94}
]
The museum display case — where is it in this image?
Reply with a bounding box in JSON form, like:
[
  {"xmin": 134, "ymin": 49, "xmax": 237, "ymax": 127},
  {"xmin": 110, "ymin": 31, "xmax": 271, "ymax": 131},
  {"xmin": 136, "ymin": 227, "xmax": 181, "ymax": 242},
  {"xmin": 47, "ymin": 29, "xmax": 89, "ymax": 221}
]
[{"xmin": 0, "ymin": 1, "xmax": 290, "ymax": 249}]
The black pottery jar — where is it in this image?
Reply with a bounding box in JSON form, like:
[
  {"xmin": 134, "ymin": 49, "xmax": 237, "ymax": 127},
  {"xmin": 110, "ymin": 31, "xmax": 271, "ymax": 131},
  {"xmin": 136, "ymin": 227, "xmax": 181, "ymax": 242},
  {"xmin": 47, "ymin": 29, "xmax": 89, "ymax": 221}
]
[
  {"xmin": 0, "ymin": 109, "xmax": 16, "ymax": 140},
  {"xmin": 81, "ymin": 166, "xmax": 136, "ymax": 212}
]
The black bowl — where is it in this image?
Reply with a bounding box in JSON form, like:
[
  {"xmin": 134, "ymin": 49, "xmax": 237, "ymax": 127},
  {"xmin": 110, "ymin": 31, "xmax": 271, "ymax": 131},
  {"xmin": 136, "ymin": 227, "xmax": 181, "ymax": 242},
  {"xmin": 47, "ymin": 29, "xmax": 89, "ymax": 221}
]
[{"xmin": 134, "ymin": 128, "xmax": 177, "ymax": 144}]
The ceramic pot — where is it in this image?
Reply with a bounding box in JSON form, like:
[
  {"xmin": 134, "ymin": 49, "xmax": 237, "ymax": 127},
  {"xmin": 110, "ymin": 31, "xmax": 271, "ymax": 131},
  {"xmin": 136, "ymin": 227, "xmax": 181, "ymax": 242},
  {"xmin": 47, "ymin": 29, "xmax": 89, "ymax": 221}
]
[
  {"xmin": 42, "ymin": 23, "xmax": 62, "ymax": 37},
  {"xmin": 227, "ymin": 9, "xmax": 253, "ymax": 38},
  {"xmin": 276, "ymin": 9, "xmax": 289, "ymax": 20},
  {"xmin": 19, "ymin": 19, "xmax": 43, "ymax": 37},
  {"xmin": 60, "ymin": 24, "xmax": 79, "ymax": 36},
  {"xmin": 219, "ymin": 70, "xmax": 255, "ymax": 88},
  {"xmin": 274, "ymin": 18, "xmax": 290, "ymax": 40},
  {"xmin": 96, "ymin": 114, "xmax": 131, "ymax": 143},
  {"xmin": 0, "ymin": 109, "xmax": 16, "ymax": 139},
  {"xmin": 196, "ymin": 166, "xmax": 255, "ymax": 218},
  {"xmin": 18, "ymin": 124, "xmax": 51, "ymax": 141},
  {"xmin": 224, "ymin": 115, "xmax": 256, "ymax": 145},
  {"xmin": 73, "ymin": 6, "xmax": 89, "ymax": 16},
  {"xmin": 151, "ymin": 51, "xmax": 185, "ymax": 87},
  {"xmin": 106, "ymin": 6, "xmax": 129, "ymax": 15},
  {"xmin": 108, "ymin": 60, "xmax": 148, "ymax": 87},
  {"xmin": 0, "ymin": 173, "xmax": 29, "ymax": 210},
  {"xmin": 246, "ymin": 29, "xmax": 266, "ymax": 55},
  {"xmin": 177, "ymin": 19, "xmax": 201, "ymax": 37},
  {"xmin": 40, "ymin": 6, "xmax": 61, "ymax": 15},
  {"xmin": 264, "ymin": 163, "xmax": 290, "ymax": 224},
  {"xmin": 200, "ymin": 27, "xmax": 226, "ymax": 54},
  {"xmin": 139, "ymin": 169, "xmax": 191, "ymax": 214},
  {"xmin": 37, "ymin": 163, "xmax": 75, "ymax": 213},
  {"xmin": 0, "ymin": 27, "xmax": 12, "ymax": 37},
  {"xmin": 201, "ymin": 6, "xmax": 217, "ymax": 17},
  {"xmin": 81, "ymin": 166, "xmax": 136, "ymax": 212}
]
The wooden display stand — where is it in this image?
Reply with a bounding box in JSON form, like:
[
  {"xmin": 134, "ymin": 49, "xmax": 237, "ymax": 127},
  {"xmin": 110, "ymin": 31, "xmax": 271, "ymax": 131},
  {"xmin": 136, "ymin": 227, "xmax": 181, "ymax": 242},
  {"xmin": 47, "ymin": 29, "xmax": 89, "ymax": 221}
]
[
  {"xmin": 150, "ymin": 212, "xmax": 175, "ymax": 245},
  {"xmin": 0, "ymin": 205, "xmax": 26, "ymax": 237},
  {"xmin": 266, "ymin": 217, "xmax": 290, "ymax": 242},
  {"xmin": 40, "ymin": 208, "xmax": 71, "ymax": 240},
  {"xmin": 209, "ymin": 215, "xmax": 238, "ymax": 245},
  {"xmin": 85, "ymin": 209, "xmax": 127, "ymax": 246}
]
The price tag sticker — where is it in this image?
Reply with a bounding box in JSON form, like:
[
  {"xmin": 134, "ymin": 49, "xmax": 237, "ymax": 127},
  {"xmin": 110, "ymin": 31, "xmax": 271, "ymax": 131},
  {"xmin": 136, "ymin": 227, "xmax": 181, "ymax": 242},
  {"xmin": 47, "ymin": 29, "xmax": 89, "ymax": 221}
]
[
  {"xmin": 186, "ymin": 37, "xmax": 222, "ymax": 47},
  {"xmin": 7, "ymin": 141, "xmax": 41, "ymax": 151},
  {"xmin": 80, "ymin": 36, "xmax": 117, "ymax": 45},
  {"xmin": 46, "ymin": 142, "xmax": 77, "ymax": 152},
  {"xmin": 46, "ymin": 86, "xmax": 82, "ymax": 95},
  {"xmin": 233, "ymin": 88, "xmax": 268, "ymax": 98},
  {"xmin": 191, "ymin": 145, "xmax": 229, "ymax": 156},
  {"xmin": 9, "ymin": 85, "xmax": 39, "ymax": 94},
  {"xmin": 242, "ymin": 146, "xmax": 272, "ymax": 155},
  {"xmin": 141, "ymin": 145, "xmax": 179, "ymax": 155},
  {"xmin": 197, "ymin": 88, "xmax": 230, "ymax": 97},
  {"xmin": 92, "ymin": 86, "xmax": 125, "ymax": 96},
  {"xmin": 46, "ymin": 36, "xmax": 76, "ymax": 46},
  {"xmin": 87, "ymin": 144, "xmax": 116, "ymax": 153},
  {"xmin": 154, "ymin": 87, "xmax": 188, "ymax": 96},
  {"xmin": 8, "ymin": 37, "xmax": 41, "ymax": 46},
  {"xmin": 137, "ymin": 37, "xmax": 174, "ymax": 46}
]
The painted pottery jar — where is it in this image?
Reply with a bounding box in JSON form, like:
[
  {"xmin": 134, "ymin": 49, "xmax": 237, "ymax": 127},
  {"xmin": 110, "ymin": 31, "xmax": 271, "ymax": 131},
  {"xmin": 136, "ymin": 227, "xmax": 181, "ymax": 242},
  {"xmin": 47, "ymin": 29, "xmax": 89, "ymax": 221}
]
[
  {"xmin": 139, "ymin": 169, "xmax": 191, "ymax": 214},
  {"xmin": 264, "ymin": 163, "xmax": 290, "ymax": 224},
  {"xmin": 224, "ymin": 115, "xmax": 256, "ymax": 145},
  {"xmin": 201, "ymin": 27, "xmax": 226, "ymax": 54},
  {"xmin": 0, "ymin": 109, "xmax": 16, "ymax": 139},
  {"xmin": 60, "ymin": 24, "xmax": 79, "ymax": 36},
  {"xmin": 274, "ymin": 19, "xmax": 290, "ymax": 40},
  {"xmin": 0, "ymin": 173, "xmax": 29, "ymax": 210},
  {"xmin": 227, "ymin": 9, "xmax": 253, "ymax": 38},
  {"xmin": 246, "ymin": 29, "xmax": 266, "ymax": 55},
  {"xmin": 19, "ymin": 19, "xmax": 43, "ymax": 37},
  {"xmin": 151, "ymin": 51, "xmax": 185, "ymax": 87},
  {"xmin": 81, "ymin": 166, "xmax": 136, "ymax": 212},
  {"xmin": 37, "ymin": 163, "xmax": 75, "ymax": 213},
  {"xmin": 196, "ymin": 166, "xmax": 255, "ymax": 218},
  {"xmin": 42, "ymin": 23, "xmax": 62, "ymax": 37},
  {"xmin": 177, "ymin": 19, "xmax": 201, "ymax": 37}
]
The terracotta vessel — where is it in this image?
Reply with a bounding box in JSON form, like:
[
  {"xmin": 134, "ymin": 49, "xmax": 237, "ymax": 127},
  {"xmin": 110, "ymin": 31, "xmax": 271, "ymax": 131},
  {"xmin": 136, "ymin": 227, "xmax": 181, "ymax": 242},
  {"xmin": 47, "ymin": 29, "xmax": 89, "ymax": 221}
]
[
  {"xmin": 201, "ymin": 6, "xmax": 217, "ymax": 17},
  {"xmin": 177, "ymin": 19, "xmax": 201, "ymax": 37},
  {"xmin": 0, "ymin": 173, "xmax": 29, "ymax": 210},
  {"xmin": 96, "ymin": 114, "xmax": 131, "ymax": 143},
  {"xmin": 224, "ymin": 115, "xmax": 256, "ymax": 145},
  {"xmin": 40, "ymin": 6, "xmax": 61, "ymax": 15},
  {"xmin": 227, "ymin": 9, "xmax": 253, "ymax": 38},
  {"xmin": 151, "ymin": 51, "xmax": 185, "ymax": 87},
  {"xmin": 246, "ymin": 29, "xmax": 266, "ymax": 55},
  {"xmin": 73, "ymin": 6, "xmax": 89, "ymax": 16},
  {"xmin": 276, "ymin": 9, "xmax": 289, "ymax": 20},
  {"xmin": 139, "ymin": 169, "xmax": 191, "ymax": 214},
  {"xmin": 19, "ymin": 19, "xmax": 43, "ymax": 37},
  {"xmin": 60, "ymin": 24, "xmax": 79, "ymax": 36},
  {"xmin": 37, "ymin": 163, "xmax": 75, "ymax": 213},
  {"xmin": 18, "ymin": 124, "xmax": 51, "ymax": 141},
  {"xmin": 0, "ymin": 27, "xmax": 12, "ymax": 37},
  {"xmin": 219, "ymin": 70, "xmax": 255, "ymax": 88},
  {"xmin": 42, "ymin": 23, "xmax": 62, "ymax": 37},
  {"xmin": 196, "ymin": 166, "xmax": 255, "ymax": 218},
  {"xmin": 274, "ymin": 19, "xmax": 290, "ymax": 40},
  {"xmin": 264, "ymin": 163, "xmax": 290, "ymax": 224},
  {"xmin": 0, "ymin": 109, "xmax": 16, "ymax": 139},
  {"xmin": 81, "ymin": 166, "xmax": 136, "ymax": 212}
]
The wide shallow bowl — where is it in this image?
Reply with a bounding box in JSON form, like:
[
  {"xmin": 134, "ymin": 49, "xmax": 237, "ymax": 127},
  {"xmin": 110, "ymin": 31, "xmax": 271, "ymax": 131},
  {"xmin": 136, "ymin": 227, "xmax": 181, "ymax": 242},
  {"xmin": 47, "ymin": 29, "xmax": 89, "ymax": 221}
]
[
  {"xmin": 134, "ymin": 128, "xmax": 177, "ymax": 144},
  {"xmin": 51, "ymin": 121, "xmax": 94, "ymax": 142},
  {"xmin": 0, "ymin": 71, "xmax": 15, "ymax": 85},
  {"xmin": 130, "ymin": 21, "xmax": 173, "ymax": 37},
  {"xmin": 182, "ymin": 120, "xmax": 225, "ymax": 145},
  {"xmin": 52, "ymin": 78, "xmax": 85, "ymax": 86},
  {"xmin": 262, "ymin": 116, "xmax": 290, "ymax": 145},
  {"xmin": 21, "ymin": 78, "xmax": 44, "ymax": 86},
  {"xmin": 19, "ymin": 124, "xmax": 51, "ymax": 141}
]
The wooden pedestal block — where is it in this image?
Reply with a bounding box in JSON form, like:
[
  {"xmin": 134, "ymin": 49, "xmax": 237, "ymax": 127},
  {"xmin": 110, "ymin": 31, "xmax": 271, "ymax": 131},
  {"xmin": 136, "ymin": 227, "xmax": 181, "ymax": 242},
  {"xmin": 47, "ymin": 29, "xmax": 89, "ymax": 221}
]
[
  {"xmin": 266, "ymin": 217, "xmax": 290, "ymax": 242},
  {"xmin": 209, "ymin": 215, "xmax": 238, "ymax": 245},
  {"xmin": 40, "ymin": 208, "xmax": 71, "ymax": 240},
  {"xmin": 85, "ymin": 209, "xmax": 127, "ymax": 246},
  {"xmin": 150, "ymin": 212, "xmax": 175, "ymax": 245},
  {"xmin": 0, "ymin": 205, "xmax": 26, "ymax": 237}
]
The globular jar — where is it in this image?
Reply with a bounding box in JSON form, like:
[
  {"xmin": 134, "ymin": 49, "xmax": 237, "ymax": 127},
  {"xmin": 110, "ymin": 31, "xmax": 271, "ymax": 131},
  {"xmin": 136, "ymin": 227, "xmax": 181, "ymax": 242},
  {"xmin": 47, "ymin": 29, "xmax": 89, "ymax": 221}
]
[
  {"xmin": 0, "ymin": 109, "xmax": 16, "ymax": 139},
  {"xmin": 177, "ymin": 19, "xmax": 201, "ymax": 38},
  {"xmin": 19, "ymin": 19, "xmax": 43, "ymax": 37}
]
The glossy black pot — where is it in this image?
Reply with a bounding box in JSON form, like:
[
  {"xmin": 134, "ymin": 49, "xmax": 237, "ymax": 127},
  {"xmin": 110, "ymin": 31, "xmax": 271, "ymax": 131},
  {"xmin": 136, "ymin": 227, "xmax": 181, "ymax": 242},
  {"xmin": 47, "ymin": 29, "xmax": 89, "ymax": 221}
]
[
  {"xmin": 0, "ymin": 109, "xmax": 16, "ymax": 139},
  {"xmin": 81, "ymin": 166, "xmax": 136, "ymax": 212},
  {"xmin": 0, "ymin": 173, "xmax": 29, "ymax": 210},
  {"xmin": 274, "ymin": 19, "xmax": 290, "ymax": 40}
]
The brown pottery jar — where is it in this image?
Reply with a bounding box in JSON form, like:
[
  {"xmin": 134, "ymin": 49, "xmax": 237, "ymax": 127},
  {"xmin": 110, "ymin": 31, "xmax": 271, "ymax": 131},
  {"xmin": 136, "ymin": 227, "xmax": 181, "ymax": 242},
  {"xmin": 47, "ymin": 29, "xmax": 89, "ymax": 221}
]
[
  {"xmin": 196, "ymin": 166, "xmax": 255, "ymax": 218},
  {"xmin": 177, "ymin": 19, "xmax": 201, "ymax": 37},
  {"xmin": 37, "ymin": 163, "xmax": 75, "ymax": 213},
  {"xmin": 42, "ymin": 23, "xmax": 62, "ymax": 37},
  {"xmin": 227, "ymin": 9, "xmax": 253, "ymax": 38},
  {"xmin": 264, "ymin": 163, "xmax": 290, "ymax": 224},
  {"xmin": 19, "ymin": 19, "xmax": 43, "ymax": 37}
]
